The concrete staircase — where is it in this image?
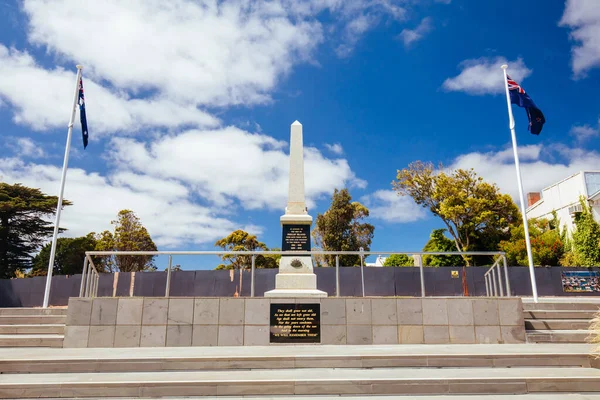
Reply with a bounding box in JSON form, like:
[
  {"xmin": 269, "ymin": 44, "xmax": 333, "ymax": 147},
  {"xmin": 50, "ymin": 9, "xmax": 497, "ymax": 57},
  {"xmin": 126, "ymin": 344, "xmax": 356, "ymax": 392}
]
[
  {"xmin": 0, "ymin": 308, "xmax": 66, "ymax": 348},
  {"xmin": 523, "ymin": 299, "xmax": 599, "ymax": 344},
  {"xmin": 0, "ymin": 344, "xmax": 599, "ymax": 398}
]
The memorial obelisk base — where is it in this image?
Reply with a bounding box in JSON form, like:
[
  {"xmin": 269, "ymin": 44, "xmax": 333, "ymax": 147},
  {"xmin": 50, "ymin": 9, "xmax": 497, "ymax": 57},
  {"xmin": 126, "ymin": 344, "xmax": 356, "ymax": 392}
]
[{"xmin": 265, "ymin": 121, "xmax": 327, "ymax": 298}]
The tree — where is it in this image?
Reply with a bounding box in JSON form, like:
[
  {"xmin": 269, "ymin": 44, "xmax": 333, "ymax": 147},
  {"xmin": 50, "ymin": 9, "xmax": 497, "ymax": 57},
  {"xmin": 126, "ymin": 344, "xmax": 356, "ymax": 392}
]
[
  {"xmin": 30, "ymin": 233, "xmax": 97, "ymax": 276},
  {"xmin": 394, "ymin": 162, "xmax": 520, "ymax": 266},
  {"xmin": 214, "ymin": 230, "xmax": 277, "ymax": 270},
  {"xmin": 259, "ymin": 248, "xmax": 282, "ymax": 270},
  {"xmin": 499, "ymin": 218, "xmax": 564, "ymax": 266},
  {"xmin": 0, "ymin": 183, "xmax": 71, "ymax": 278},
  {"xmin": 313, "ymin": 188, "xmax": 375, "ymax": 267},
  {"xmin": 383, "ymin": 254, "xmax": 414, "ymax": 267},
  {"xmin": 422, "ymin": 229, "xmax": 465, "ymax": 267},
  {"xmin": 562, "ymin": 199, "xmax": 600, "ymax": 267},
  {"xmin": 94, "ymin": 210, "xmax": 157, "ymax": 272}
]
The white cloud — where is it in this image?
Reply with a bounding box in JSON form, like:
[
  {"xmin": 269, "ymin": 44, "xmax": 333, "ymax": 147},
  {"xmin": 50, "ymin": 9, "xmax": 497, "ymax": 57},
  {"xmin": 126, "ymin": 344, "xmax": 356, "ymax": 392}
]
[
  {"xmin": 324, "ymin": 143, "xmax": 344, "ymax": 155},
  {"xmin": 0, "ymin": 45, "xmax": 219, "ymax": 135},
  {"xmin": 560, "ymin": 0, "xmax": 600, "ymax": 77},
  {"xmin": 331, "ymin": 1, "xmax": 409, "ymax": 57},
  {"xmin": 0, "ymin": 0, "xmax": 425, "ymax": 138},
  {"xmin": 399, "ymin": 17, "xmax": 433, "ymax": 47},
  {"xmin": 335, "ymin": 14, "xmax": 379, "ymax": 57},
  {"xmin": 0, "ymin": 121, "xmax": 366, "ymax": 245},
  {"xmin": 108, "ymin": 126, "xmax": 366, "ymax": 211},
  {"xmin": 362, "ymin": 189, "xmax": 427, "ymax": 223},
  {"xmin": 7, "ymin": 137, "xmax": 46, "ymax": 158},
  {"xmin": 0, "ymin": 158, "xmax": 258, "ymax": 247},
  {"xmin": 449, "ymin": 144, "xmax": 600, "ymax": 200},
  {"xmin": 22, "ymin": 0, "xmax": 321, "ymax": 107},
  {"xmin": 570, "ymin": 121, "xmax": 600, "ymax": 142},
  {"xmin": 20, "ymin": 0, "xmax": 410, "ymax": 106},
  {"xmin": 442, "ymin": 57, "xmax": 532, "ymax": 95}
]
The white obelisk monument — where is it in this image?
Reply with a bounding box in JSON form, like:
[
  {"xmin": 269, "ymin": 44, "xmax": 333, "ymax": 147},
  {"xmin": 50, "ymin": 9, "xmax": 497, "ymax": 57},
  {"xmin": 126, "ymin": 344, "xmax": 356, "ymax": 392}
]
[{"xmin": 265, "ymin": 121, "xmax": 327, "ymax": 298}]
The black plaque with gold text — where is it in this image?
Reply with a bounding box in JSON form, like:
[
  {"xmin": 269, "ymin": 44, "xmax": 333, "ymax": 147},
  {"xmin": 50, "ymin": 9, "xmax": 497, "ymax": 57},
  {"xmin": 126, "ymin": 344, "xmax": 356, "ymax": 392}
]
[
  {"xmin": 282, "ymin": 224, "xmax": 311, "ymax": 253},
  {"xmin": 270, "ymin": 303, "xmax": 320, "ymax": 343}
]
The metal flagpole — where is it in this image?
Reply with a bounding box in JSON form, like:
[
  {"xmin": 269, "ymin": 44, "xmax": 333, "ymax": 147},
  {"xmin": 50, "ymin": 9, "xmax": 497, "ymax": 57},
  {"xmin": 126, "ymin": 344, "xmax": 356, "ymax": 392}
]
[
  {"xmin": 42, "ymin": 65, "xmax": 84, "ymax": 308},
  {"xmin": 500, "ymin": 64, "xmax": 539, "ymax": 303}
]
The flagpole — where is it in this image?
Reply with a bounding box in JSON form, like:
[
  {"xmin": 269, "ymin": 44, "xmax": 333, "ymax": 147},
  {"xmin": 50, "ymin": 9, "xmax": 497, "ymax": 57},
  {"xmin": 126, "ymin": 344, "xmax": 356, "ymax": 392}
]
[
  {"xmin": 42, "ymin": 65, "xmax": 83, "ymax": 308},
  {"xmin": 501, "ymin": 64, "xmax": 539, "ymax": 303}
]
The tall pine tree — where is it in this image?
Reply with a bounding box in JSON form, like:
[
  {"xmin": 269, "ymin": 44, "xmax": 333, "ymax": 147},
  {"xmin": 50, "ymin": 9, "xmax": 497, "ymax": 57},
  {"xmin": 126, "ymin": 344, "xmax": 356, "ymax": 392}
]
[
  {"xmin": 313, "ymin": 188, "xmax": 374, "ymax": 267},
  {"xmin": 0, "ymin": 183, "xmax": 71, "ymax": 278}
]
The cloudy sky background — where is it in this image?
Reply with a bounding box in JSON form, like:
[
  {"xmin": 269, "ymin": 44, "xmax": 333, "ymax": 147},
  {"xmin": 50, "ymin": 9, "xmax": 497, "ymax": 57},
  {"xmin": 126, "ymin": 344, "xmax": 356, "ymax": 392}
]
[{"xmin": 1, "ymin": 0, "xmax": 599, "ymax": 267}]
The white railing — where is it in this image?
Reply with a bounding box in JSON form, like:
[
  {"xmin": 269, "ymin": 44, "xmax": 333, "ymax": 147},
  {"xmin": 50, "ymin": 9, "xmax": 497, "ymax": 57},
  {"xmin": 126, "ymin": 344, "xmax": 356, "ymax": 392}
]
[
  {"xmin": 78, "ymin": 250, "xmax": 507, "ymax": 299},
  {"xmin": 78, "ymin": 254, "xmax": 100, "ymax": 298},
  {"xmin": 484, "ymin": 255, "xmax": 511, "ymax": 297}
]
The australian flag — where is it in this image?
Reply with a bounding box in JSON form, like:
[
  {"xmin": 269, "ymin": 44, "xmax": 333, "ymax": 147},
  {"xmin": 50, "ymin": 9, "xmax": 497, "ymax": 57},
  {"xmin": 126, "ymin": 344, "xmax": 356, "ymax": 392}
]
[
  {"xmin": 78, "ymin": 77, "xmax": 89, "ymax": 149},
  {"xmin": 507, "ymin": 75, "xmax": 545, "ymax": 135}
]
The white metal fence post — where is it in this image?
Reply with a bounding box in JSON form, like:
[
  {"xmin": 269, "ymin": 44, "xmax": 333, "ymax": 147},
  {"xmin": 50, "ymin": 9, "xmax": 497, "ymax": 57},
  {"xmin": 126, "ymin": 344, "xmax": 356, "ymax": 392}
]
[
  {"xmin": 335, "ymin": 255, "xmax": 340, "ymax": 297},
  {"xmin": 502, "ymin": 255, "xmax": 511, "ymax": 296},
  {"xmin": 415, "ymin": 255, "xmax": 425, "ymax": 297},
  {"xmin": 251, "ymin": 255, "xmax": 256, "ymax": 298},
  {"xmin": 165, "ymin": 255, "xmax": 172, "ymax": 297},
  {"xmin": 79, "ymin": 257, "xmax": 89, "ymax": 297},
  {"xmin": 496, "ymin": 265, "xmax": 504, "ymax": 297},
  {"xmin": 359, "ymin": 247, "xmax": 365, "ymax": 297}
]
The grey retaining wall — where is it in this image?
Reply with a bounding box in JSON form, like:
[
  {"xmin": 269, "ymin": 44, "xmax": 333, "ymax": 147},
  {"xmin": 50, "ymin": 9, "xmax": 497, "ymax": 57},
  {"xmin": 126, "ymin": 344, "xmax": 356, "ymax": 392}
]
[
  {"xmin": 63, "ymin": 297, "xmax": 525, "ymax": 347},
  {"xmin": 1, "ymin": 266, "xmax": 598, "ymax": 308}
]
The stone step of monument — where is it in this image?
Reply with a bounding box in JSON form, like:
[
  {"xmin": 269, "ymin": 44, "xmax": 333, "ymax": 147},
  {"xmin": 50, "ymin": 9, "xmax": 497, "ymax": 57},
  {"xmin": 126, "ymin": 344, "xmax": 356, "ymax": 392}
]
[
  {"xmin": 524, "ymin": 310, "xmax": 598, "ymax": 320},
  {"xmin": 0, "ymin": 315, "xmax": 66, "ymax": 325},
  {"xmin": 39, "ymin": 395, "xmax": 600, "ymax": 400},
  {"xmin": 525, "ymin": 319, "xmax": 592, "ymax": 330},
  {"xmin": 0, "ymin": 344, "xmax": 593, "ymax": 374},
  {"xmin": 0, "ymin": 334, "xmax": 64, "ymax": 348},
  {"xmin": 0, "ymin": 308, "xmax": 67, "ymax": 316},
  {"xmin": 0, "ymin": 324, "xmax": 65, "ymax": 335},
  {"xmin": 523, "ymin": 302, "xmax": 600, "ymax": 311},
  {"xmin": 526, "ymin": 330, "xmax": 592, "ymax": 343},
  {"xmin": 2, "ymin": 367, "xmax": 600, "ymax": 398}
]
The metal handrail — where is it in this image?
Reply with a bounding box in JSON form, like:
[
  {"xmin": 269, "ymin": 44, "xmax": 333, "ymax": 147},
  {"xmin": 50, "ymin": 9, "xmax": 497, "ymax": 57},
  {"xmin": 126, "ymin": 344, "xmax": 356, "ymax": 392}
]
[
  {"xmin": 80, "ymin": 253, "xmax": 100, "ymax": 298},
  {"xmin": 85, "ymin": 250, "xmax": 505, "ymax": 256},
  {"xmin": 484, "ymin": 254, "xmax": 511, "ymax": 297},
  {"xmin": 80, "ymin": 250, "xmax": 507, "ymax": 299}
]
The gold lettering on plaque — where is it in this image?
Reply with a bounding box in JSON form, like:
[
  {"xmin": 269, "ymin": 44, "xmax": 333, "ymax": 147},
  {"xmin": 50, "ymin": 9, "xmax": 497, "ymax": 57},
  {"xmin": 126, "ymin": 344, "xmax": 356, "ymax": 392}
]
[{"xmin": 271, "ymin": 307, "xmax": 319, "ymax": 338}]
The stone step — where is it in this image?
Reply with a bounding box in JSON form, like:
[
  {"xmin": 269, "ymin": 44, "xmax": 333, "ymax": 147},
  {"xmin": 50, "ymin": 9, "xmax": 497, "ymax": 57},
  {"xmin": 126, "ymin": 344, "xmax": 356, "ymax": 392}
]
[
  {"xmin": 524, "ymin": 310, "xmax": 597, "ymax": 320},
  {"xmin": 0, "ymin": 308, "xmax": 67, "ymax": 316},
  {"xmin": 2, "ymin": 367, "xmax": 600, "ymax": 398},
  {"xmin": 525, "ymin": 319, "xmax": 592, "ymax": 330},
  {"xmin": 0, "ymin": 344, "xmax": 593, "ymax": 374},
  {"xmin": 523, "ymin": 302, "xmax": 600, "ymax": 311},
  {"xmin": 0, "ymin": 325, "xmax": 65, "ymax": 335},
  {"xmin": 0, "ymin": 334, "xmax": 64, "ymax": 348},
  {"xmin": 0, "ymin": 315, "xmax": 66, "ymax": 325},
  {"xmin": 46, "ymin": 396, "xmax": 600, "ymax": 400},
  {"xmin": 527, "ymin": 330, "xmax": 592, "ymax": 343}
]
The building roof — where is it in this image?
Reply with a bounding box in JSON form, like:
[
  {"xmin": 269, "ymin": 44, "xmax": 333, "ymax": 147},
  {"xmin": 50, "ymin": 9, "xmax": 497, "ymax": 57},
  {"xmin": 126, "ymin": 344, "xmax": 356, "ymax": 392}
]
[{"xmin": 526, "ymin": 171, "xmax": 600, "ymax": 212}]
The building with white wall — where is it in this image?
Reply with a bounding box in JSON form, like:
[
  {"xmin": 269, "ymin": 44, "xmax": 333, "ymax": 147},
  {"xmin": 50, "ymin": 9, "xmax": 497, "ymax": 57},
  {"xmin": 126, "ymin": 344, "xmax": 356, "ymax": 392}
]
[
  {"xmin": 366, "ymin": 255, "xmax": 386, "ymax": 267},
  {"xmin": 526, "ymin": 171, "xmax": 600, "ymax": 234}
]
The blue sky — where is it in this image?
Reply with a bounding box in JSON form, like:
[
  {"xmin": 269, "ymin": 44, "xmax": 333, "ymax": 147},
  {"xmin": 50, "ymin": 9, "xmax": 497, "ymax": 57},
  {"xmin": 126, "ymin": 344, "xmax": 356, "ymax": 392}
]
[{"xmin": 1, "ymin": 0, "xmax": 600, "ymax": 269}]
